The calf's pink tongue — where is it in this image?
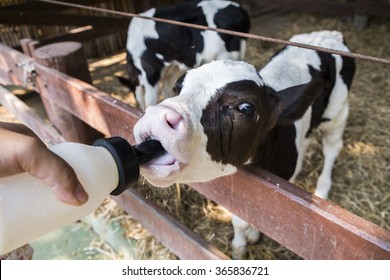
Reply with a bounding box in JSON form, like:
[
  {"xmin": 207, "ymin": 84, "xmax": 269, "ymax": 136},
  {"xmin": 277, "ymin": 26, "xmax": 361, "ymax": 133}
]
[{"xmin": 147, "ymin": 153, "xmax": 176, "ymax": 165}]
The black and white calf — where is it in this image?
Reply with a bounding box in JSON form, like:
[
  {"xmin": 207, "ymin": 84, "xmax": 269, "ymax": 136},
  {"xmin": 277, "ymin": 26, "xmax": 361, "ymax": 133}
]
[
  {"xmin": 134, "ymin": 30, "xmax": 355, "ymax": 258},
  {"xmin": 122, "ymin": 0, "xmax": 250, "ymax": 109}
]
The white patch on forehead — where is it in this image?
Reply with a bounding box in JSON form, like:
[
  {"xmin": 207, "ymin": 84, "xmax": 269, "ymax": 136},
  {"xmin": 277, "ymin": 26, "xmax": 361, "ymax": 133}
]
[
  {"xmin": 166, "ymin": 60, "xmax": 264, "ymax": 121},
  {"xmin": 182, "ymin": 60, "xmax": 263, "ymax": 97}
]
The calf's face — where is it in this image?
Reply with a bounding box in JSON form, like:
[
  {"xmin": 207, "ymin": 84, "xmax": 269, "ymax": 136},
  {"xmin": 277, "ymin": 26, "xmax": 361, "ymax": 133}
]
[{"xmin": 134, "ymin": 60, "xmax": 324, "ymax": 187}]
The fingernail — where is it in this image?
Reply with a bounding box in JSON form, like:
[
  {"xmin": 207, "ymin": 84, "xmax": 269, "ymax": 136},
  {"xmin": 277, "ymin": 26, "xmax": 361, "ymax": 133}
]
[{"xmin": 74, "ymin": 184, "xmax": 89, "ymax": 205}]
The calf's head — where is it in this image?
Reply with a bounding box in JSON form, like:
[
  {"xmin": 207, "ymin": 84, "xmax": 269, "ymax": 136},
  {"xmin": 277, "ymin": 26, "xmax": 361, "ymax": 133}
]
[{"xmin": 134, "ymin": 60, "xmax": 324, "ymax": 187}]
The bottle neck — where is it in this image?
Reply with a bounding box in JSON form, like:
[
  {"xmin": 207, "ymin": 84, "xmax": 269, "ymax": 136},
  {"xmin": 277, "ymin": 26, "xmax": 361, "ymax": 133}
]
[{"xmin": 93, "ymin": 137, "xmax": 140, "ymax": 195}]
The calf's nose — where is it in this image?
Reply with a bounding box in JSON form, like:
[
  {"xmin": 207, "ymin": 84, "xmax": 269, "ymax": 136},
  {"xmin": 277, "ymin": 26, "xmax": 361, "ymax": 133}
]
[
  {"xmin": 165, "ymin": 106, "xmax": 183, "ymax": 130},
  {"xmin": 143, "ymin": 104, "xmax": 185, "ymax": 135}
]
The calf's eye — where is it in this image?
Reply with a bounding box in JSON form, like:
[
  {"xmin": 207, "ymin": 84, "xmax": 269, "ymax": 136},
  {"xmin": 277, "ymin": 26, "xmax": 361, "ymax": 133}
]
[
  {"xmin": 173, "ymin": 85, "xmax": 181, "ymax": 95},
  {"xmin": 238, "ymin": 103, "xmax": 255, "ymax": 117},
  {"xmin": 173, "ymin": 74, "xmax": 186, "ymax": 95}
]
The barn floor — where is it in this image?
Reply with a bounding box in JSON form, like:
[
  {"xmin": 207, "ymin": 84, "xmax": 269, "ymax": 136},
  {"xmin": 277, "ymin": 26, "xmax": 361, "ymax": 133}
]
[{"xmin": 0, "ymin": 9, "xmax": 389, "ymax": 260}]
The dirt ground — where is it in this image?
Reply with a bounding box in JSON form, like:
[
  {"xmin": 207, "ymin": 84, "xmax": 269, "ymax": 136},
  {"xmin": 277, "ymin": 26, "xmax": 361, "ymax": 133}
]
[{"xmin": 1, "ymin": 10, "xmax": 389, "ymax": 260}]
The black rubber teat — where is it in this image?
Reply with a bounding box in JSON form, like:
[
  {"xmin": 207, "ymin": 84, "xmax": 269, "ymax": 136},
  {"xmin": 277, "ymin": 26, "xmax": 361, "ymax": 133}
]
[
  {"xmin": 134, "ymin": 139, "xmax": 167, "ymax": 164},
  {"xmin": 93, "ymin": 137, "xmax": 139, "ymax": 196}
]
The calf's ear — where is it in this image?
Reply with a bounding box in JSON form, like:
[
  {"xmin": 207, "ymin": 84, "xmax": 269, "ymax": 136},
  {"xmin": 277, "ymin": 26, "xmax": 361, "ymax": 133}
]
[{"xmin": 270, "ymin": 78, "xmax": 325, "ymax": 125}]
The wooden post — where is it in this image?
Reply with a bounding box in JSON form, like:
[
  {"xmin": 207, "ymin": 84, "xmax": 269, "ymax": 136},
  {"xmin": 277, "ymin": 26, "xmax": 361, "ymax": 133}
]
[{"xmin": 32, "ymin": 41, "xmax": 102, "ymax": 143}]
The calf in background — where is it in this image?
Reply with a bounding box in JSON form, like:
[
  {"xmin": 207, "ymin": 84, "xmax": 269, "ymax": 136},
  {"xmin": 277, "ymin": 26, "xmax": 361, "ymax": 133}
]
[
  {"xmin": 120, "ymin": 0, "xmax": 250, "ymax": 110},
  {"xmin": 133, "ymin": 30, "xmax": 356, "ymax": 258}
]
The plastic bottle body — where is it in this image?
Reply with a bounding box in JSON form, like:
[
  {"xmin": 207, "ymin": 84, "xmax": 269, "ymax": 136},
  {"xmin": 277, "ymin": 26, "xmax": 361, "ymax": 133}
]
[{"xmin": 0, "ymin": 142, "xmax": 119, "ymax": 255}]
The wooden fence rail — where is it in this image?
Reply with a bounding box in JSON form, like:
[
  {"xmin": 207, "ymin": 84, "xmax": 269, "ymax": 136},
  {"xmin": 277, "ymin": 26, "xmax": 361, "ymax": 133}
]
[{"xmin": 0, "ymin": 42, "xmax": 389, "ymax": 259}]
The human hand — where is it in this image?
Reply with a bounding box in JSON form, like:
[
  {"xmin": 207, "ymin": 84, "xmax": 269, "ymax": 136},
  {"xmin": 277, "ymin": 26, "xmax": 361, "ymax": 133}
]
[{"xmin": 0, "ymin": 122, "xmax": 89, "ymax": 206}]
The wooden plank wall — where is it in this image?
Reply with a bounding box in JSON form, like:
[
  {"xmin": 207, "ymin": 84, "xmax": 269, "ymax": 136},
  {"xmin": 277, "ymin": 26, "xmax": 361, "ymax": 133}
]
[
  {"xmin": 0, "ymin": 0, "xmax": 183, "ymax": 57},
  {"xmin": 0, "ymin": 42, "xmax": 389, "ymax": 259}
]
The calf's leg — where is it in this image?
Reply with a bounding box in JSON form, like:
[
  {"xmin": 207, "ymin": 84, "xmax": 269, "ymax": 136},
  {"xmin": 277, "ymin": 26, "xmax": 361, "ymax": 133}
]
[
  {"xmin": 315, "ymin": 103, "xmax": 349, "ymax": 199},
  {"xmin": 231, "ymin": 215, "xmax": 260, "ymax": 259}
]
